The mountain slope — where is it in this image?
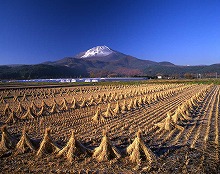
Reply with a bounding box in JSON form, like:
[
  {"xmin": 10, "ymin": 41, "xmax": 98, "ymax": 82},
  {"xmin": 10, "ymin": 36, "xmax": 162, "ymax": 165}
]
[
  {"xmin": 77, "ymin": 46, "xmax": 113, "ymax": 58},
  {"xmin": 0, "ymin": 64, "xmax": 89, "ymax": 79},
  {"xmin": 51, "ymin": 46, "xmax": 167, "ymax": 71},
  {"xmin": 75, "ymin": 45, "xmax": 129, "ymax": 62},
  {"xmin": 1, "ymin": 45, "xmax": 220, "ymax": 79},
  {"xmin": 44, "ymin": 46, "xmax": 166, "ymax": 77}
]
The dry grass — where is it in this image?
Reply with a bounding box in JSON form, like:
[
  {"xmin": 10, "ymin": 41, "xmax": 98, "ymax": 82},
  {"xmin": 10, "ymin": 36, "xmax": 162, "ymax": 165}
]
[
  {"xmin": 36, "ymin": 128, "xmax": 60, "ymax": 158},
  {"xmin": 57, "ymin": 130, "xmax": 91, "ymax": 163},
  {"xmin": 92, "ymin": 107, "xmax": 106, "ymax": 122},
  {"xmin": 93, "ymin": 130, "xmax": 121, "ymax": 162},
  {"xmin": 127, "ymin": 130, "xmax": 156, "ymax": 164},
  {"xmin": 15, "ymin": 126, "xmax": 37, "ymax": 155},
  {"xmin": 0, "ymin": 83, "xmax": 219, "ymax": 173},
  {"xmin": 0, "ymin": 125, "xmax": 17, "ymax": 153}
]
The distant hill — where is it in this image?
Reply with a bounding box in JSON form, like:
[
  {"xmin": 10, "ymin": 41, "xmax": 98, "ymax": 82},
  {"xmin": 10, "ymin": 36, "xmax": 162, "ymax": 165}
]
[
  {"xmin": 0, "ymin": 64, "xmax": 89, "ymax": 79},
  {"xmin": 45, "ymin": 46, "xmax": 175, "ymax": 77},
  {"xmin": 0, "ymin": 46, "xmax": 220, "ymax": 79}
]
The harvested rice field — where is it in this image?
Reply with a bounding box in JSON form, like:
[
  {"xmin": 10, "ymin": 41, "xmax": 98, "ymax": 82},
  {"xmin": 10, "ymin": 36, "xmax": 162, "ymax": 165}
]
[{"xmin": 0, "ymin": 82, "xmax": 219, "ymax": 173}]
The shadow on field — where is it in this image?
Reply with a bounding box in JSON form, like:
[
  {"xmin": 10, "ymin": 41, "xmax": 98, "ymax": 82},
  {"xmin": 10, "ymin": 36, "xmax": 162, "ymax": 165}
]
[{"xmin": 152, "ymin": 145, "xmax": 186, "ymax": 157}]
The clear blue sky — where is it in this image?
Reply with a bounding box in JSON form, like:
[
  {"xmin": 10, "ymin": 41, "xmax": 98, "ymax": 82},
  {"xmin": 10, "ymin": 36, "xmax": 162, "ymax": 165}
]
[{"xmin": 0, "ymin": 0, "xmax": 220, "ymax": 65}]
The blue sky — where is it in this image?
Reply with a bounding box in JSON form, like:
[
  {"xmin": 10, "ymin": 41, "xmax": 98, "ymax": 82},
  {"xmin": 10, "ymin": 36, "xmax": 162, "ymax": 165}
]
[{"xmin": 0, "ymin": 0, "xmax": 220, "ymax": 65}]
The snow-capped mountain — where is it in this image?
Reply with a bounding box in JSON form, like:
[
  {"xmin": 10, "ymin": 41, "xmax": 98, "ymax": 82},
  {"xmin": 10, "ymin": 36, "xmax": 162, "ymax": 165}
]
[
  {"xmin": 4, "ymin": 45, "xmax": 220, "ymax": 80},
  {"xmin": 80, "ymin": 46, "xmax": 114, "ymax": 58},
  {"xmin": 75, "ymin": 45, "xmax": 128, "ymax": 62}
]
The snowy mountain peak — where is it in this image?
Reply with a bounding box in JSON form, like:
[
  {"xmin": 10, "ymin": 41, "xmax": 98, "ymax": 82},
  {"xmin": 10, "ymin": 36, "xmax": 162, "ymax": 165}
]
[{"xmin": 81, "ymin": 45, "xmax": 113, "ymax": 58}]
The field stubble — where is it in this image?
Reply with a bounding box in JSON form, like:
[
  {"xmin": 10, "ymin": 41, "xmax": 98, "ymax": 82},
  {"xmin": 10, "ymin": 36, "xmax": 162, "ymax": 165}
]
[{"xmin": 0, "ymin": 83, "xmax": 219, "ymax": 173}]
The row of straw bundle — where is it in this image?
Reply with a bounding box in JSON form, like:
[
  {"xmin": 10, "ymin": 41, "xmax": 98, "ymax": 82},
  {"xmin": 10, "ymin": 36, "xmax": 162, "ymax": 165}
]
[{"xmin": 0, "ymin": 126, "xmax": 156, "ymax": 164}]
